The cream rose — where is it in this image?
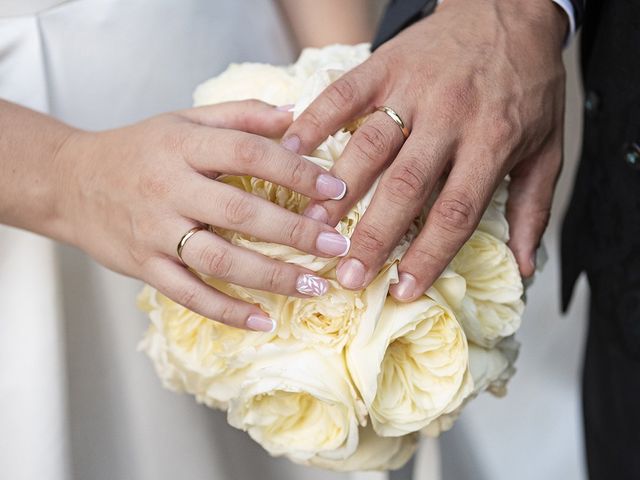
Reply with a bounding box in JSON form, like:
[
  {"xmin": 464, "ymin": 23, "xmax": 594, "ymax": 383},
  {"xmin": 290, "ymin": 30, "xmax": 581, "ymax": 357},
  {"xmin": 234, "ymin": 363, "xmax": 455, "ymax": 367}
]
[
  {"xmin": 451, "ymin": 230, "xmax": 524, "ymax": 348},
  {"xmin": 422, "ymin": 337, "xmax": 519, "ymax": 437},
  {"xmin": 346, "ymin": 265, "xmax": 473, "ymax": 437},
  {"xmin": 193, "ymin": 62, "xmax": 302, "ymax": 107},
  {"xmin": 137, "ymin": 284, "xmax": 274, "ymax": 408},
  {"xmin": 478, "ymin": 178, "xmax": 510, "ymax": 242},
  {"xmin": 276, "ymin": 260, "xmax": 396, "ymax": 351},
  {"xmin": 226, "ymin": 344, "xmax": 366, "ymax": 462},
  {"xmin": 422, "ymin": 337, "xmax": 520, "ymax": 437},
  {"xmin": 291, "ymin": 43, "xmax": 371, "ymax": 117},
  {"xmin": 306, "ymin": 424, "xmax": 418, "ymax": 472}
]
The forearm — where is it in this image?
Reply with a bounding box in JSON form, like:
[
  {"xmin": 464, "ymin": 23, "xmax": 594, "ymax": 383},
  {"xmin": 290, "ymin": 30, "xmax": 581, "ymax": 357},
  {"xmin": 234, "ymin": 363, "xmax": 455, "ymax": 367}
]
[
  {"xmin": 0, "ymin": 99, "xmax": 77, "ymax": 242},
  {"xmin": 278, "ymin": 0, "xmax": 378, "ymax": 49}
]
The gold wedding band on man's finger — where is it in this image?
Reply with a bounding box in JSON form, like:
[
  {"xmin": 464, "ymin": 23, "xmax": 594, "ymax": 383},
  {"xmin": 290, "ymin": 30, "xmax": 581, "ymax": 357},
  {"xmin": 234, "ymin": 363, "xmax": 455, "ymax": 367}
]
[{"xmin": 376, "ymin": 105, "xmax": 410, "ymax": 139}]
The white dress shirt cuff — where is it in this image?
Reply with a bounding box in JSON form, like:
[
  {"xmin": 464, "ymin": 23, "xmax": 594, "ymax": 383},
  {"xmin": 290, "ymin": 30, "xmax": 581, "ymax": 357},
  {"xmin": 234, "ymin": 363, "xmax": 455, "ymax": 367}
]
[{"xmin": 552, "ymin": 0, "xmax": 576, "ymax": 46}]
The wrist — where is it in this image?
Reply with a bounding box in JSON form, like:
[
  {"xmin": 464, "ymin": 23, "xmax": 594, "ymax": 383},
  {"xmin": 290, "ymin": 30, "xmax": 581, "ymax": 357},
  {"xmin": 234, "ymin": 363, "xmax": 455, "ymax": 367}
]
[
  {"xmin": 437, "ymin": 0, "xmax": 567, "ymax": 51},
  {"xmin": 47, "ymin": 127, "xmax": 87, "ymax": 247}
]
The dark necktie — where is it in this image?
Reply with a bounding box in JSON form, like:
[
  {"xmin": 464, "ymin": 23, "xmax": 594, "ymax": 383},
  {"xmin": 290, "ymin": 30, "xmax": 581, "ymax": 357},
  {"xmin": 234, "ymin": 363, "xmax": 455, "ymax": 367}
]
[{"xmin": 372, "ymin": 0, "xmax": 437, "ymax": 50}]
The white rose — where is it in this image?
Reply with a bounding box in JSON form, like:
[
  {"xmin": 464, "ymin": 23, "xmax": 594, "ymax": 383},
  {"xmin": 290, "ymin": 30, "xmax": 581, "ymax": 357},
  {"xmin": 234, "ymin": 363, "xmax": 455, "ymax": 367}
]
[
  {"xmin": 481, "ymin": 336, "xmax": 520, "ymax": 397},
  {"xmin": 346, "ymin": 265, "xmax": 473, "ymax": 437},
  {"xmin": 451, "ymin": 230, "xmax": 524, "ymax": 348},
  {"xmin": 478, "ymin": 178, "xmax": 510, "ymax": 242},
  {"xmin": 277, "ymin": 279, "xmax": 361, "ymax": 351},
  {"xmin": 137, "ymin": 284, "xmax": 273, "ymax": 408},
  {"xmin": 193, "ymin": 62, "xmax": 301, "ymax": 107},
  {"xmin": 277, "ymin": 261, "xmax": 397, "ymax": 351},
  {"xmin": 227, "ymin": 344, "xmax": 366, "ymax": 463},
  {"xmin": 291, "ymin": 43, "xmax": 371, "ymax": 117},
  {"xmin": 421, "ymin": 337, "xmax": 519, "ymax": 437},
  {"xmin": 306, "ymin": 424, "xmax": 418, "ymax": 472}
]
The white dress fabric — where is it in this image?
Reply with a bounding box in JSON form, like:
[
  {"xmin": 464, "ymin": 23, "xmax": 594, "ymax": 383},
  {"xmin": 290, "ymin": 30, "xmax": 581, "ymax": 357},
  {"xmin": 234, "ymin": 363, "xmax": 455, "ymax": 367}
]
[{"xmin": 0, "ymin": 1, "xmax": 587, "ymax": 479}]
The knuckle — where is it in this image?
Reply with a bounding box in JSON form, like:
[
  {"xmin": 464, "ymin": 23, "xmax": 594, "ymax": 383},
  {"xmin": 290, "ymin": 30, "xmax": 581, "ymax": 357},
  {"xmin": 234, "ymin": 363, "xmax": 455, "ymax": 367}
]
[
  {"xmin": 161, "ymin": 125, "xmax": 209, "ymax": 168},
  {"xmin": 138, "ymin": 170, "xmax": 172, "ymax": 199},
  {"xmin": 233, "ymin": 135, "xmax": 266, "ymax": 169},
  {"xmin": 263, "ymin": 265, "xmax": 284, "ymax": 292},
  {"xmin": 355, "ymin": 123, "xmax": 391, "ymax": 160},
  {"xmin": 285, "ymin": 216, "xmax": 309, "ymax": 247},
  {"xmin": 384, "ymin": 159, "xmax": 429, "ymax": 202},
  {"xmin": 487, "ymin": 117, "xmax": 522, "ymax": 151},
  {"xmin": 217, "ymin": 301, "xmax": 241, "ymax": 327},
  {"xmin": 410, "ymin": 243, "xmax": 442, "ymax": 266},
  {"xmin": 354, "ymin": 223, "xmax": 386, "ymax": 256},
  {"xmin": 174, "ymin": 285, "xmax": 199, "ymax": 310},
  {"xmin": 288, "ymin": 158, "xmax": 307, "ymax": 188},
  {"xmin": 160, "ymin": 128, "xmax": 188, "ymax": 155},
  {"xmin": 299, "ymin": 108, "xmax": 325, "ymax": 133},
  {"xmin": 199, "ymin": 246, "xmax": 233, "ymax": 279},
  {"xmin": 406, "ymin": 245, "xmax": 445, "ymax": 279},
  {"xmin": 432, "ymin": 192, "xmax": 476, "ymax": 233},
  {"xmin": 223, "ymin": 195, "xmax": 256, "ymax": 225},
  {"xmin": 325, "ymin": 76, "xmax": 358, "ymax": 108},
  {"xmin": 439, "ymin": 83, "xmax": 473, "ymax": 118}
]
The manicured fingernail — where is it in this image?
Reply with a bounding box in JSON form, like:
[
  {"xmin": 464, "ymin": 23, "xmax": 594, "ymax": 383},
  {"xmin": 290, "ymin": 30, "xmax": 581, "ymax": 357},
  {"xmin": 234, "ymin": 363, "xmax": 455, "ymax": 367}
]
[
  {"xmin": 282, "ymin": 135, "xmax": 300, "ymax": 153},
  {"xmin": 337, "ymin": 258, "xmax": 366, "ymax": 289},
  {"xmin": 390, "ymin": 272, "xmax": 417, "ymax": 301},
  {"xmin": 246, "ymin": 314, "xmax": 276, "ymax": 332},
  {"xmin": 296, "ymin": 273, "xmax": 329, "ymax": 297},
  {"xmin": 529, "ymin": 253, "xmax": 536, "ymax": 272},
  {"xmin": 316, "ymin": 174, "xmax": 346, "ymax": 200},
  {"xmin": 276, "ymin": 104, "xmax": 295, "ymax": 112},
  {"xmin": 316, "ymin": 232, "xmax": 350, "ymax": 257},
  {"xmin": 304, "ymin": 204, "xmax": 329, "ymax": 223}
]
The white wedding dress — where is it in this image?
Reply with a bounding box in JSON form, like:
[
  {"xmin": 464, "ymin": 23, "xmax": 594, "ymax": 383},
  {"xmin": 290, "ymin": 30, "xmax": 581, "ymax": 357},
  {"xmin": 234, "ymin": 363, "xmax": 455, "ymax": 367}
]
[{"xmin": 0, "ymin": 2, "xmax": 441, "ymax": 479}]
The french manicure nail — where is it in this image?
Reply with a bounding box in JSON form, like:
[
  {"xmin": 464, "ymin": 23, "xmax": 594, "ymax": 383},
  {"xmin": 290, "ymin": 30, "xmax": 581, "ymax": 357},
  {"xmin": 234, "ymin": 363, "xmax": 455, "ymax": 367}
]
[
  {"xmin": 316, "ymin": 231, "xmax": 350, "ymax": 257},
  {"xmin": 276, "ymin": 104, "xmax": 295, "ymax": 112},
  {"xmin": 246, "ymin": 314, "xmax": 276, "ymax": 332},
  {"xmin": 336, "ymin": 258, "xmax": 366, "ymax": 290},
  {"xmin": 316, "ymin": 174, "xmax": 347, "ymax": 200},
  {"xmin": 282, "ymin": 135, "xmax": 300, "ymax": 153},
  {"xmin": 296, "ymin": 273, "xmax": 329, "ymax": 297},
  {"xmin": 390, "ymin": 272, "xmax": 417, "ymax": 301},
  {"xmin": 304, "ymin": 204, "xmax": 329, "ymax": 223}
]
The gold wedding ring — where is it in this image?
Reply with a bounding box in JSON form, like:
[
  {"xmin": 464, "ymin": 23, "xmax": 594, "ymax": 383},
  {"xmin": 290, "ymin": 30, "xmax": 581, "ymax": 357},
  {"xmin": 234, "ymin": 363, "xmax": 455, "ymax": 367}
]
[
  {"xmin": 376, "ymin": 106, "xmax": 410, "ymax": 139},
  {"xmin": 177, "ymin": 226, "xmax": 205, "ymax": 266}
]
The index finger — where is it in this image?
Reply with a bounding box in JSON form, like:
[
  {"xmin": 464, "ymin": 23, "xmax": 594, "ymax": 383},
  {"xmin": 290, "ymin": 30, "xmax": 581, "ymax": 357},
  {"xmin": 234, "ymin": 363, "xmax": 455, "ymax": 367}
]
[
  {"xmin": 281, "ymin": 62, "xmax": 379, "ymax": 155},
  {"xmin": 185, "ymin": 128, "xmax": 347, "ymax": 202}
]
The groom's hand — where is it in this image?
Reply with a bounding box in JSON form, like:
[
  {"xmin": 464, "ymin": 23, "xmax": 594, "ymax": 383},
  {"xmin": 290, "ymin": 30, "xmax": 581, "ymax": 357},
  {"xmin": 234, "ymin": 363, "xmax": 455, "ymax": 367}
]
[{"xmin": 282, "ymin": 0, "xmax": 567, "ymax": 300}]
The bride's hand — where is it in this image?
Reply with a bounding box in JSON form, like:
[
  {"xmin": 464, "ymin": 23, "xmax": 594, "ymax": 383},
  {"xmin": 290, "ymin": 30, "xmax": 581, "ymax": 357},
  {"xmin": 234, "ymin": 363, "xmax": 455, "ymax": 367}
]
[{"xmin": 56, "ymin": 100, "xmax": 350, "ymax": 331}]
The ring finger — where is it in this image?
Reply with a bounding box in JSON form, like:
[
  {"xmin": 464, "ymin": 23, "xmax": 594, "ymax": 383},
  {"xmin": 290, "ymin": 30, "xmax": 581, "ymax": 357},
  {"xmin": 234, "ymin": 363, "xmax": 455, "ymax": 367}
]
[
  {"xmin": 171, "ymin": 222, "xmax": 330, "ymax": 298},
  {"xmin": 302, "ymin": 100, "xmax": 410, "ymax": 227}
]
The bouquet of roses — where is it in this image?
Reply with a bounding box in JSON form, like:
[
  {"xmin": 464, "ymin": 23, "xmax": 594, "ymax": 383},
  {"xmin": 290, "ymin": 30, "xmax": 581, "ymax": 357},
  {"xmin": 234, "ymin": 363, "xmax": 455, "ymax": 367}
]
[{"xmin": 137, "ymin": 44, "xmax": 525, "ymax": 471}]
